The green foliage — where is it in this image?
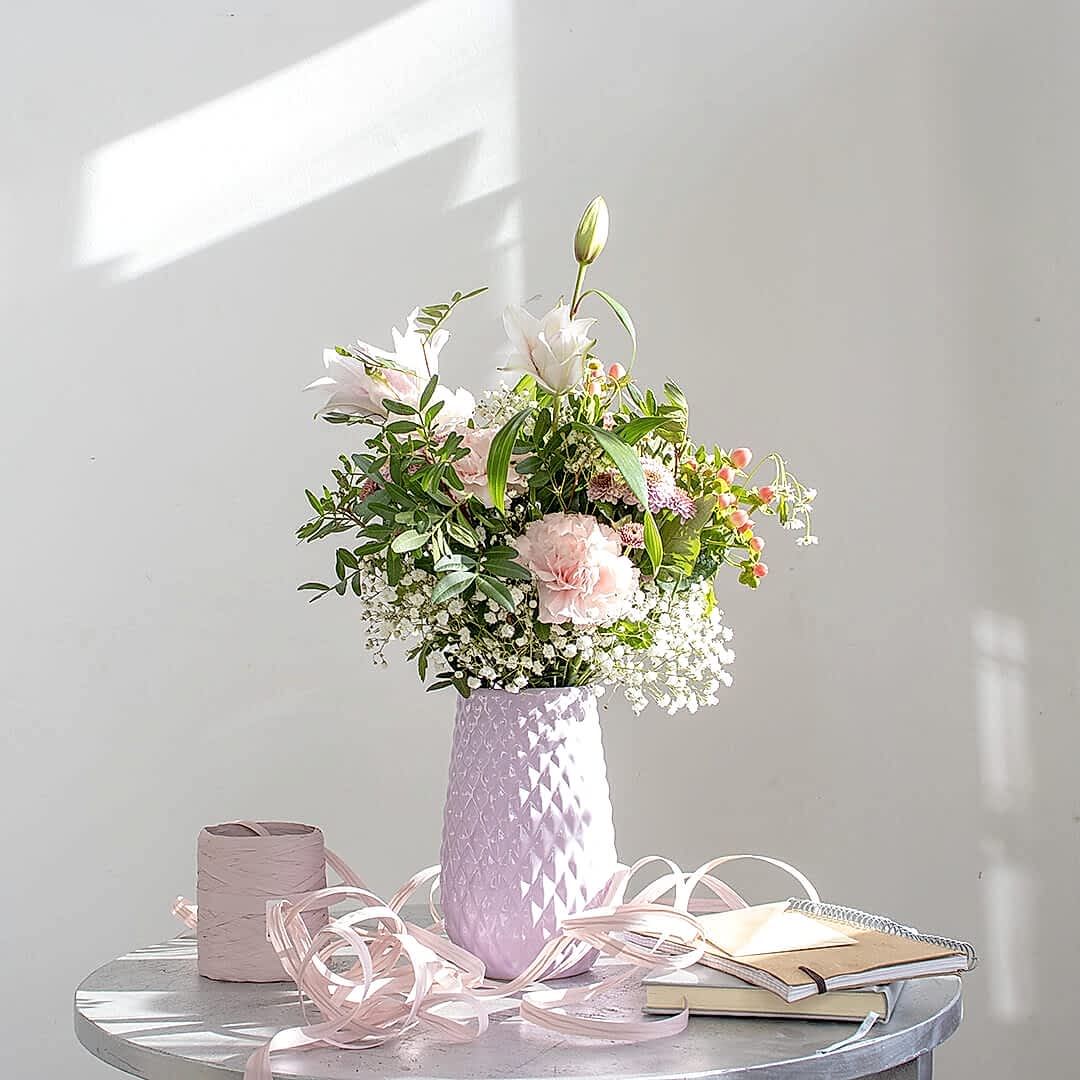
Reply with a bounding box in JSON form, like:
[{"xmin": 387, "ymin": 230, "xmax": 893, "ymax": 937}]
[{"xmin": 413, "ymin": 287, "xmax": 488, "ymax": 343}]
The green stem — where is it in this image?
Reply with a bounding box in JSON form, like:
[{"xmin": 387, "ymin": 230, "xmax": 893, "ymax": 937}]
[{"xmin": 570, "ymin": 263, "xmax": 588, "ymax": 316}]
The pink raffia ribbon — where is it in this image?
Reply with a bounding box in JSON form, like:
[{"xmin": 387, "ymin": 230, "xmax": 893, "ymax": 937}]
[{"xmin": 175, "ymin": 850, "xmax": 819, "ymax": 1080}]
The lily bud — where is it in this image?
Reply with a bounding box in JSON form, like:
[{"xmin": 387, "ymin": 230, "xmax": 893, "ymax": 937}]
[{"xmin": 574, "ymin": 196, "xmax": 609, "ymax": 265}]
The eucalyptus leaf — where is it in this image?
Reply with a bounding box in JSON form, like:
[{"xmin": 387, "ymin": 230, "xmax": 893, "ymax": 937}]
[
  {"xmin": 390, "ymin": 529, "xmax": 429, "ymax": 553},
  {"xmin": 476, "ymin": 575, "xmax": 517, "ymax": 612},
  {"xmin": 431, "ymin": 570, "xmax": 476, "ymax": 603}
]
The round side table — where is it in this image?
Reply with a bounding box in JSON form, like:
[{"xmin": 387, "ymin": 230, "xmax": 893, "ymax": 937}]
[{"xmin": 74, "ymin": 935, "xmax": 960, "ymax": 1080}]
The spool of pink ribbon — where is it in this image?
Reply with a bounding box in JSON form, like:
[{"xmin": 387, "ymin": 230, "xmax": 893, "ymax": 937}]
[{"xmin": 178, "ymin": 821, "xmax": 329, "ymax": 982}]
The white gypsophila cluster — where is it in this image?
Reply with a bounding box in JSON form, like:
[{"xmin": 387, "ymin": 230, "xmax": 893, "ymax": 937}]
[
  {"xmin": 591, "ymin": 579, "xmax": 735, "ymax": 715},
  {"xmin": 472, "ymin": 384, "xmax": 535, "ymax": 430},
  {"xmin": 347, "ymin": 552, "xmax": 735, "ymax": 716},
  {"xmin": 561, "ymin": 426, "xmax": 608, "ymax": 475}
]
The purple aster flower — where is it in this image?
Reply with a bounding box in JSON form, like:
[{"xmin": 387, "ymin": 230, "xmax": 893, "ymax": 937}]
[
  {"xmin": 618, "ymin": 522, "xmax": 646, "ymax": 549},
  {"xmin": 664, "ymin": 488, "xmax": 697, "ymax": 521},
  {"xmin": 623, "ymin": 458, "xmax": 677, "ymax": 514}
]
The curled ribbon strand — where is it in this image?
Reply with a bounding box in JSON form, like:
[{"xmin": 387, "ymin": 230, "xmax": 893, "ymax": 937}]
[{"xmin": 178, "ymin": 850, "xmax": 816, "ymax": 1080}]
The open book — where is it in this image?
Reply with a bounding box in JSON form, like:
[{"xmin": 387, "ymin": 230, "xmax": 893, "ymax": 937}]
[{"xmin": 634, "ymin": 899, "xmax": 976, "ymax": 1003}]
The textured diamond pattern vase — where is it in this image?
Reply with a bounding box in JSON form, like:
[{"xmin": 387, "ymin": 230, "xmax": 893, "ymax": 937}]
[{"xmin": 440, "ymin": 686, "xmax": 618, "ymax": 981}]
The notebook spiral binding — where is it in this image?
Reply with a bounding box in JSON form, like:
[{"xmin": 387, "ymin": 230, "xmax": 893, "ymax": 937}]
[{"xmin": 784, "ymin": 898, "xmax": 979, "ymax": 969}]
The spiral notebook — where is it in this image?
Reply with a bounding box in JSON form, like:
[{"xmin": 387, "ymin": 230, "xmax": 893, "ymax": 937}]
[{"xmin": 634, "ymin": 899, "xmax": 976, "ymax": 1003}]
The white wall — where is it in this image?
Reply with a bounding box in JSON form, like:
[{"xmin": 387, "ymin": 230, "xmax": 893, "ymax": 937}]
[{"xmin": 2, "ymin": 2, "xmax": 1077, "ymax": 1077}]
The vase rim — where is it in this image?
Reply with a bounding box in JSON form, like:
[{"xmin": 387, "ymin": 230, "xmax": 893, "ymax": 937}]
[{"xmin": 462, "ymin": 685, "xmax": 594, "ymax": 699}]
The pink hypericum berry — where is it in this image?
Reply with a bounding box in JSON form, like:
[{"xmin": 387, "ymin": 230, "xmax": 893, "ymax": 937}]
[
  {"xmin": 749, "ymin": 536, "xmax": 765, "ymax": 553},
  {"xmin": 718, "ymin": 492, "xmax": 736, "ymax": 508},
  {"xmin": 757, "ymin": 485, "xmax": 775, "ymax": 503},
  {"xmin": 718, "ymin": 466, "xmax": 734, "ymax": 484},
  {"xmin": 607, "ymin": 362, "xmax": 627, "ymax": 380},
  {"xmin": 586, "ymin": 379, "xmax": 603, "ymax": 396},
  {"xmin": 729, "ymin": 509, "xmax": 749, "ymax": 529},
  {"xmin": 730, "ymin": 447, "xmax": 753, "ymax": 469},
  {"xmin": 739, "ymin": 522, "xmax": 754, "ymax": 534},
  {"xmin": 752, "ymin": 562, "xmax": 768, "ymax": 578}
]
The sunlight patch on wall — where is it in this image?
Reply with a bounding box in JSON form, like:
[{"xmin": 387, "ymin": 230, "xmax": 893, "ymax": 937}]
[
  {"xmin": 75, "ymin": 0, "xmax": 517, "ymax": 281},
  {"xmin": 974, "ymin": 609, "xmax": 1034, "ymax": 1021},
  {"xmin": 980, "ymin": 842, "xmax": 1035, "ymax": 1021},
  {"xmin": 973, "ymin": 609, "xmax": 1030, "ymax": 813}
]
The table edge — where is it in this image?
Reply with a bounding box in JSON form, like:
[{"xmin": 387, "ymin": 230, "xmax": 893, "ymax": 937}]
[{"xmin": 73, "ymin": 944, "xmax": 963, "ymax": 1080}]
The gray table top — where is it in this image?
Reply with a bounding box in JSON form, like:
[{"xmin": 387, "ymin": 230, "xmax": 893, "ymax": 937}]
[{"xmin": 74, "ymin": 935, "xmax": 961, "ymax": 1080}]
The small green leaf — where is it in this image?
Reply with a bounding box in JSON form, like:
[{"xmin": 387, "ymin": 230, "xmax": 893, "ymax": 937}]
[
  {"xmin": 614, "ymin": 416, "xmax": 671, "ymax": 445},
  {"xmin": 447, "ymin": 517, "xmax": 480, "ymax": 549},
  {"xmin": 419, "ymin": 374, "xmax": 439, "ymax": 410},
  {"xmin": 382, "ymin": 399, "xmax": 416, "ymax": 416},
  {"xmin": 386, "ymin": 548, "xmax": 403, "ymax": 585},
  {"xmin": 660, "ymin": 494, "xmax": 715, "ymax": 577},
  {"xmin": 578, "ymin": 288, "xmax": 636, "ymax": 366},
  {"xmin": 644, "ymin": 511, "xmax": 663, "ymax": 573},
  {"xmin": 434, "ymin": 553, "xmax": 476, "ymax": 572},
  {"xmin": 305, "ymin": 489, "xmax": 324, "ymax": 514},
  {"xmin": 336, "ymin": 547, "xmax": 358, "ymax": 570},
  {"xmin": 476, "ymin": 575, "xmax": 517, "ymax": 612},
  {"xmin": 385, "ymin": 419, "xmax": 419, "ymax": 434},
  {"xmin": 390, "ymin": 529, "xmax": 429, "ymax": 553},
  {"xmin": 483, "ymin": 559, "xmax": 531, "ymax": 581},
  {"xmin": 431, "ymin": 570, "xmax": 476, "ymax": 603},
  {"xmin": 298, "ymin": 582, "xmax": 329, "ymax": 592},
  {"xmin": 486, "ymin": 406, "xmax": 534, "ymax": 512}
]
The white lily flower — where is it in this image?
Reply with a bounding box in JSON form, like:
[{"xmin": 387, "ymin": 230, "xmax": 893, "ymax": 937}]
[
  {"xmin": 306, "ymin": 309, "xmax": 474, "ymax": 425},
  {"xmin": 502, "ymin": 303, "xmax": 596, "ymax": 393}
]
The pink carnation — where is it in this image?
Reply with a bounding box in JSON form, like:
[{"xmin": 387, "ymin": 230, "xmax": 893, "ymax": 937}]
[{"xmin": 513, "ymin": 512, "xmax": 639, "ymax": 625}]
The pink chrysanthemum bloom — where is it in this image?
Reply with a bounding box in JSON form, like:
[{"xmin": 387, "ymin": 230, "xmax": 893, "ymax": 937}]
[
  {"xmin": 622, "ymin": 458, "xmax": 677, "ymax": 514},
  {"xmin": 587, "ymin": 470, "xmax": 630, "ymax": 503},
  {"xmin": 618, "ymin": 522, "xmax": 645, "ymax": 549},
  {"xmin": 664, "ymin": 488, "xmax": 697, "ymax": 521}
]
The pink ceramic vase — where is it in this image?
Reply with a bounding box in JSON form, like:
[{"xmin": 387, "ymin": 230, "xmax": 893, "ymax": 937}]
[{"xmin": 439, "ymin": 686, "xmax": 618, "ymax": 980}]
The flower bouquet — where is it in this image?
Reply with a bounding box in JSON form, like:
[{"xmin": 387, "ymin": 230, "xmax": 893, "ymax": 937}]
[{"xmin": 299, "ymin": 197, "xmax": 817, "ymax": 977}]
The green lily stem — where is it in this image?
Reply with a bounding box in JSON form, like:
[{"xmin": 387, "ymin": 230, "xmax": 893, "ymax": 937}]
[{"xmin": 569, "ymin": 262, "xmax": 588, "ymax": 316}]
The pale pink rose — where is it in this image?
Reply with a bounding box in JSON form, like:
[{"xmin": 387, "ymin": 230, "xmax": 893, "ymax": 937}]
[
  {"xmin": 451, "ymin": 426, "xmax": 525, "ymax": 508},
  {"xmin": 513, "ymin": 512, "xmax": 639, "ymax": 625}
]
